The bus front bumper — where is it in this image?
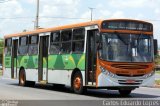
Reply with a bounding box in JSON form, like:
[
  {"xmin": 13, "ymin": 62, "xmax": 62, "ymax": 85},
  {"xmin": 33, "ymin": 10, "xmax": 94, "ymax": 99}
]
[{"xmin": 97, "ymin": 72, "xmax": 155, "ymax": 88}]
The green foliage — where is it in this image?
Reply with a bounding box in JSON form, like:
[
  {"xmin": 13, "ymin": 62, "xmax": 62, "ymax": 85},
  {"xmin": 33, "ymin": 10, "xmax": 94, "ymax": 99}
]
[
  {"xmin": 155, "ymin": 80, "xmax": 160, "ymax": 85},
  {"xmin": 155, "ymin": 55, "xmax": 160, "ymax": 65},
  {"xmin": 156, "ymin": 71, "xmax": 160, "ymax": 75}
]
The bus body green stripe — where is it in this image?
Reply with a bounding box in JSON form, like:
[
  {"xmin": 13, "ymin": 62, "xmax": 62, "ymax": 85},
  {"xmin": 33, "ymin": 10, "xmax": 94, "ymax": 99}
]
[
  {"xmin": 48, "ymin": 53, "xmax": 85, "ymax": 70},
  {"xmin": 4, "ymin": 56, "xmax": 11, "ymax": 68},
  {"xmin": 5, "ymin": 53, "xmax": 86, "ymax": 70},
  {"xmin": 17, "ymin": 55, "xmax": 38, "ymax": 69}
]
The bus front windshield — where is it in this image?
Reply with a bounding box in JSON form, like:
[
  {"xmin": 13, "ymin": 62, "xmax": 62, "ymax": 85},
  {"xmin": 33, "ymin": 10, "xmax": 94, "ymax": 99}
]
[{"xmin": 99, "ymin": 33, "xmax": 153, "ymax": 62}]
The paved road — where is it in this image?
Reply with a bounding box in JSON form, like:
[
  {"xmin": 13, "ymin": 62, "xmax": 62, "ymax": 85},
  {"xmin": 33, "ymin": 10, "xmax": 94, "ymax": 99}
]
[{"xmin": 0, "ymin": 77, "xmax": 160, "ymax": 100}]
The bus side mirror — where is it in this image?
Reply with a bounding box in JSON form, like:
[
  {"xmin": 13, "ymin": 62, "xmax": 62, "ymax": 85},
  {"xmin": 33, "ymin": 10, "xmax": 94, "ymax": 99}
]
[{"xmin": 154, "ymin": 39, "xmax": 158, "ymax": 56}]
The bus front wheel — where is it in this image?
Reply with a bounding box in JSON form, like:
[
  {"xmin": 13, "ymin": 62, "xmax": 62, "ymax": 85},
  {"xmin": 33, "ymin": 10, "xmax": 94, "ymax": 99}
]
[
  {"xmin": 72, "ymin": 71, "xmax": 84, "ymax": 94},
  {"xmin": 119, "ymin": 89, "xmax": 132, "ymax": 96}
]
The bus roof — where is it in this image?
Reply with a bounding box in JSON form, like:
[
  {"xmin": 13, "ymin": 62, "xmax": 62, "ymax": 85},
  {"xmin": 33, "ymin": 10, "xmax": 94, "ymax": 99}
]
[
  {"xmin": 4, "ymin": 20, "xmax": 102, "ymax": 39},
  {"xmin": 4, "ymin": 19, "xmax": 152, "ymax": 39}
]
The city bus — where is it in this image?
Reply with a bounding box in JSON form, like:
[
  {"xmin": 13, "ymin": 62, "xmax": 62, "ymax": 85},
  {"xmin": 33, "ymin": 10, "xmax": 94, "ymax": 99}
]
[{"xmin": 3, "ymin": 19, "xmax": 156, "ymax": 95}]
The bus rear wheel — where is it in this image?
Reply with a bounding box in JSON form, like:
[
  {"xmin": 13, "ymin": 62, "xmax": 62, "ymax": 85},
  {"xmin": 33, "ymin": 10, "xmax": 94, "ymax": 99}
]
[
  {"xmin": 119, "ymin": 89, "xmax": 132, "ymax": 96},
  {"xmin": 72, "ymin": 71, "xmax": 84, "ymax": 94},
  {"xmin": 19, "ymin": 70, "xmax": 26, "ymax": 86}
]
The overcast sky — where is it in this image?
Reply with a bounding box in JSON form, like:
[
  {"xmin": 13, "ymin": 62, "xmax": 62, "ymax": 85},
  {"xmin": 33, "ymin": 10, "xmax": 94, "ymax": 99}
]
[{"xmin": 0, "ymin": 0, "xmax": 160, "ymax": 44}]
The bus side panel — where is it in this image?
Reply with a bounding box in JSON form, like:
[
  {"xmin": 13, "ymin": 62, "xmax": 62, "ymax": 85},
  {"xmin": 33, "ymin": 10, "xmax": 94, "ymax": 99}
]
[
  {"xmin": 27, "ymin": 55, "xmax": 38, "ymax": 69},
  {"xmin": 17, "ymin": 55, "xmax": 29, "ymax": 69},
  {"xmin": 3, "ymin": 56, "xmax": 12, "ymax": 78},
  {"xmin": 48, "ymin": 54, "xmax": 85, "ymax": 70},
  {"xmin": 17, "ymin": 55, "xmax": 28, "ymax": 80},
  {"xmin": 26, "ymin": 55, "xmax": 38, "ymax": 81},
  {"xmin": 4, "ymin": 56, "xmax": 12, "ymax": 68},
  {"xmin": 48, "ymin": 54, "xmax": 66, "ymax": 84},
  {"xmin": 17, "ymin": 55, "xmax": 38, "ymax": 81},
  {"xmin": 47, "ymin": 53, "xmax": 85, "ymax": 86},
  {"xmin": 48, "ymin": 54, "xmax": 73, "ymax": 85},
  {"xmin": 73, "ymin": 54, "xmax": 85, "ymax": 71}
]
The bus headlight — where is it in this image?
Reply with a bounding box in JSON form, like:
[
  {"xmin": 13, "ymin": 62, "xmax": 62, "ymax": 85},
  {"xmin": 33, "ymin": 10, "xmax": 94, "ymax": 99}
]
[
  {"xmin": 100, "ymin": 66, "xmax": 115, "ymax": 78},
  {"xmin": 143, "ymin": 71, "xmax": 155, "ymax": 78}
]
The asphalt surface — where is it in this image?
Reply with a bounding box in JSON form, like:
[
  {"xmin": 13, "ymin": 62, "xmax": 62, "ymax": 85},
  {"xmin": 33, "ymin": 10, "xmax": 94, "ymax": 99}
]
[{"xmin": 0, "ymin": 76, "xmax": 160, "ymax": 100}]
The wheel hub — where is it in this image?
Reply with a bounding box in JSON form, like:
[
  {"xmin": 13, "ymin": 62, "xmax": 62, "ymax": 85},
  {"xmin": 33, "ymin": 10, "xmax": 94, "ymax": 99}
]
[{"xmin": 74, "ymin": 77, "xmax": 81, "ymax": 90}]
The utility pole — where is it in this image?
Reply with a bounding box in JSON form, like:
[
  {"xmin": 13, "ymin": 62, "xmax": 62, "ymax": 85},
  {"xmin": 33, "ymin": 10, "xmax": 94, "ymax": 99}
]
[
  {"xmin": 35, "ymin": 0, "xmax": 39, "ymax": 29},
  {"xmin": 89, "ymin": 7, "xmax": 95, "ymax": 21}
]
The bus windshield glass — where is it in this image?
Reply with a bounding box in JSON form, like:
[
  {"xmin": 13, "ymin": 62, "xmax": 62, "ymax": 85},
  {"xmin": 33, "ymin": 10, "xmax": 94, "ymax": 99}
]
[{"xmin": 99, "ymin": 33, "xmax": 153, "ymax": 62}]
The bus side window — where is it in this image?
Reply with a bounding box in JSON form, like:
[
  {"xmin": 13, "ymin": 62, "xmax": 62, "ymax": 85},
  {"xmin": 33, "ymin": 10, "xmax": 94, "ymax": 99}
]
[
  {"xmin": 50, "ymin": 31, "xmax": 61, "ymax": 54},
  {"xmin": 18, "ymin": 36, "xmax": 28, "ymax": 55},
  {"xmin": 5, "ymin": 38, "xmax": 12, "ymax": 56},
  {"xmin": 28, "ymin": 35, "xmax": 39, "ymax": 55},
  {"xmin": 61, "ymin": 30, "xmax": 72, "ymax": 54},
  {"xmin": 72, "ymin": 28, "xmax": 85, "ymax": 53}
]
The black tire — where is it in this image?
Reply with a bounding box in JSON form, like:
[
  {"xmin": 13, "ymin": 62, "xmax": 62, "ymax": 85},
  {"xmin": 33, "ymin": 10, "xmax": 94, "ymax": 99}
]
[
  {"xmin": 19, "ymin": 69, "xmax": 26, "ymax": 86},
  {"xmin": 119, "ymin": 89, "xmax": 132, "ymax": 96},
  {"xmin": 72, "ymin": 71, "xmax": 85, "ymax": 94}
]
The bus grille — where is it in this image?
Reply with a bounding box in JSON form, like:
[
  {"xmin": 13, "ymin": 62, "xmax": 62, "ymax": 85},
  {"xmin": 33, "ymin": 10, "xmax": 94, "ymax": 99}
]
[
  {"xmin": 118, "ymin": 80, "xmax": 142, "ymax": 85},
  {"xmin": 111, "ymin": 64, "xmax": 149, "ymax": 69},
  {"xmin": 116, "ymin": 74, "xmax": 145, "ymax": 77}
]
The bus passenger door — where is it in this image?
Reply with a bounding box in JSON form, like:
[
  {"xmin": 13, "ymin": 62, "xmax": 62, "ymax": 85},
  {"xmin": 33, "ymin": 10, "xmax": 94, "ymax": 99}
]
[
  {"xmin": 11, "ymin": 39, "xmax": 18, "ymax": 79},
  {"xmin": 86, "ymin": 29, "xmax": 98, "ymax": 85},
  {"xmin": 39, "ymin": 35, "xmax": 49, "ymax": 81}
]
